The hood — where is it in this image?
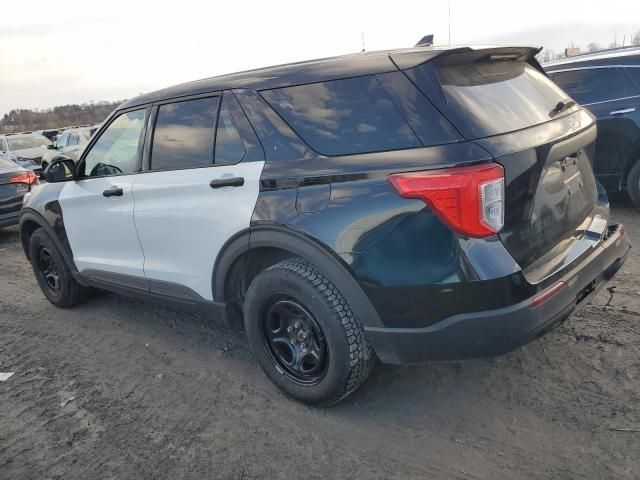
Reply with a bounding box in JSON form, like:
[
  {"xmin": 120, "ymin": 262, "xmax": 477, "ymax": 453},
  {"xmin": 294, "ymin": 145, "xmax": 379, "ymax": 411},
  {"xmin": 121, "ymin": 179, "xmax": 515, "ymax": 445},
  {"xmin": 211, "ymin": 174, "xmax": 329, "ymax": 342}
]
[{"xmin": 11, "ymin": 146, "xmax": 47, "ymax": 160}]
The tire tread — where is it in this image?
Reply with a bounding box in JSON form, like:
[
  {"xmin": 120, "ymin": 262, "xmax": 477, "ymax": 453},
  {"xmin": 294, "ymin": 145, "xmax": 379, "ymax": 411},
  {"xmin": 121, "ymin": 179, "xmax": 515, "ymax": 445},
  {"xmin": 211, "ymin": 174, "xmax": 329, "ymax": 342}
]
[{"xmin": 264, "ymin": 258, "xmax": 375, "ymax": 405}]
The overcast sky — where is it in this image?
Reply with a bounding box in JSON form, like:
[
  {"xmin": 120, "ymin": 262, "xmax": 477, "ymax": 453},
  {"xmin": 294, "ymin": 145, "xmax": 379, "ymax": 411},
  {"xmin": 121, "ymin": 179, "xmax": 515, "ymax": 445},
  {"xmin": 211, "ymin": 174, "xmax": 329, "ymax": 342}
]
[{"xmin": 1, "ymin": 0, "xmax": 639, "ymax": 116}]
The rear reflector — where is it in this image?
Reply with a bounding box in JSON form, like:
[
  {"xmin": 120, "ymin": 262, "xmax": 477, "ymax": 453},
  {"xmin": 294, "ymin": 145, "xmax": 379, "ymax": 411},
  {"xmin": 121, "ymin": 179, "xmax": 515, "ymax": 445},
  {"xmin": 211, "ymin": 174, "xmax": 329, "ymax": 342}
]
[
  {"xmin": 10, "ymin": 171, "xmax": 38, "ymax": 186},
  {"xmin": 532, "ymin": 281, "xmax": 566, "ymax": 308},
  {"xmin": 388, "ymin": 163, "xmax": 505, "ymax": 237}
]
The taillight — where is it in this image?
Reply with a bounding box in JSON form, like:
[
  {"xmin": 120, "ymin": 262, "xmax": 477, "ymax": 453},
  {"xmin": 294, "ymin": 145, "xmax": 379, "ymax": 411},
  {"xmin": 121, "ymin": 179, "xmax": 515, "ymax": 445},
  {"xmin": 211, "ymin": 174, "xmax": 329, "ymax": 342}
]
[
  {"xmin": 388, "ymin": 163, "xmax": 505, "ymax": 238},
  {"xmin": 10, "ymin": 171, "xmax": 38, "ymax": 187}
]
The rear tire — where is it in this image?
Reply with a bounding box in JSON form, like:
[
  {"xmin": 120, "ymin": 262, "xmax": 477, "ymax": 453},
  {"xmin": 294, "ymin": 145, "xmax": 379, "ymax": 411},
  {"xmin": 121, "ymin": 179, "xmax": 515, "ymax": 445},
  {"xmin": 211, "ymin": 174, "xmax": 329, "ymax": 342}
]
[
  {"xmin": 627, "ymin": 160, "xmax": 640, "ymax": 208},
  {"xmin": 29, "ymin": 229, "xmax": 91, "ymax": 307},
  {"xmin": 244, "ymin": 258, "xmax": 375, "ymax": 406}
]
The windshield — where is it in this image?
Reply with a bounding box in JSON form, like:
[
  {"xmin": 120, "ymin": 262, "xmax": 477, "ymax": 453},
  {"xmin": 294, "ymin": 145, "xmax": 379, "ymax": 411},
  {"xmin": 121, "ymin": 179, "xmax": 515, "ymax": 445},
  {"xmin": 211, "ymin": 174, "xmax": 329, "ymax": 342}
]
[{"xmin": 7, "ymin": 136, "xmax": 52, "ymax": 151}]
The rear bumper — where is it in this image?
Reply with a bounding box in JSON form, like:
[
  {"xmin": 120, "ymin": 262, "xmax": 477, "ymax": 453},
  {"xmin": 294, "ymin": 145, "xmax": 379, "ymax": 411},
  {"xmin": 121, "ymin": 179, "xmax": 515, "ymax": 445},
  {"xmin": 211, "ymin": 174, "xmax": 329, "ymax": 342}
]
[{"xmin": 366, "ymin": 224, "xmax": 631, "ymax": 364}]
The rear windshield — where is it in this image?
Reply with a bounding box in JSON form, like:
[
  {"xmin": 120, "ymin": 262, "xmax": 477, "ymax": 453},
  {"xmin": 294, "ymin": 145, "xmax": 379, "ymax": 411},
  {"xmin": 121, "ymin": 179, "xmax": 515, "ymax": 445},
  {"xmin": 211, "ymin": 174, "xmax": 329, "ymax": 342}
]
[
  {"xmin": 7, "ymin": 135, "xmax": 52, "ymax": 151},
  {"xmin": 0, "ymin": 158, "xmax": 16, "ymax": 169},
  {"xmin": 410, "ymin": 60, "xmax": 571, "ymax": 139}
]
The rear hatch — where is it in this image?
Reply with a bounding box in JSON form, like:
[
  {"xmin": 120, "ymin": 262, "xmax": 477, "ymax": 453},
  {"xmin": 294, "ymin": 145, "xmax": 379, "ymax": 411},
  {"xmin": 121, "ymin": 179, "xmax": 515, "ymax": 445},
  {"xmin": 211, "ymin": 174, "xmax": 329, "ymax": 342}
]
[
  {"xmin": 401, "ymin": 47, "xmax": 602, "ymax": 279},
  {"xmin": 0, "ymin": 160, "xmax": 29, "ymax": 218}
]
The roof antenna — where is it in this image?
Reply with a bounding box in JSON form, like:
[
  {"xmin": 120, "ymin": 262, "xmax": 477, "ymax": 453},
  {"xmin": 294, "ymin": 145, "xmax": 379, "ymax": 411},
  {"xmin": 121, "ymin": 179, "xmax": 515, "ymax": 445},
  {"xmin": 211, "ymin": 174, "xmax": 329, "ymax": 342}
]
[{"xmin": 361, "ymin": 32, "xmax": 366, "ymax": 53}]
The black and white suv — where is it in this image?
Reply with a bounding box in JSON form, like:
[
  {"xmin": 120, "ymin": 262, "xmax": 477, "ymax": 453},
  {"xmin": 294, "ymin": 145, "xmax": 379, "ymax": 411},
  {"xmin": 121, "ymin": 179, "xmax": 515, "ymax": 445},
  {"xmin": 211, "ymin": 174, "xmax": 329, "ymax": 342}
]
[{"xmin": 20, "ymin": 45, "xmax": 630, "ymax": 405}]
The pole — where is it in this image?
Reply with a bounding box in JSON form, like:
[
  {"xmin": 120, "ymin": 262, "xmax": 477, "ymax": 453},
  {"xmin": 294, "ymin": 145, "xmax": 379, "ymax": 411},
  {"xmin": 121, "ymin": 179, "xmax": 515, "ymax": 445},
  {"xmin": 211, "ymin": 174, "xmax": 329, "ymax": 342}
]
[{"xmin": 448, "ymin": 0, "xmax": 451, "ymax": 45}]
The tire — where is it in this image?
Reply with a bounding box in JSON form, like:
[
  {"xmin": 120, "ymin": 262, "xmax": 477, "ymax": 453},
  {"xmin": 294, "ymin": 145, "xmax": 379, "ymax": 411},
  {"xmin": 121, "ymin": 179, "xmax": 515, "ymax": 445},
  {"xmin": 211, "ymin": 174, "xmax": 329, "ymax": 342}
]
[
  {"xmin": 28, "ymin": 228, "xmax": 91, "ymax": 307},
  {"xmin": 627, "ymin": 160, "xmax": 640, "ymax": 208},
  {"xmin": 41, "ymin": 161, "xmax": 48, "ymax": 172},
  {"xmin": 244, "ymin": 258, "xmax": 375, "ymax": 406}
]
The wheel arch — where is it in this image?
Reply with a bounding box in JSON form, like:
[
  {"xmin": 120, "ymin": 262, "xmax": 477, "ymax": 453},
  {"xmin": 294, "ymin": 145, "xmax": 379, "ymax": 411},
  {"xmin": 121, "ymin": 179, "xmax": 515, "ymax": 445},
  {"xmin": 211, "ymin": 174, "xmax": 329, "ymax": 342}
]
[
  {"xmin": 213, "ymin": 224, "xmax": 383, "ymax": 330},
  {"xmin": 19, "ymin": 210, "xmax": 79, "ymax": 277},
  {"xmin": 620, "ymin": 138, "xmax": 640, "ymax": 190}
]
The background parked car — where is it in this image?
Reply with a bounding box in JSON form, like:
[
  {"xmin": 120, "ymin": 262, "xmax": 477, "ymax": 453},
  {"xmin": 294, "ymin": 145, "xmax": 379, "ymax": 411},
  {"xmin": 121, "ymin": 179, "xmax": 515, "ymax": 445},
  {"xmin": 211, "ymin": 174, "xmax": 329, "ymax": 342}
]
[
  {"xmin": 40, "ymin": 126, "xmax": 94, "ymax": 170},
  {"xmin": 33, "ymin": 129, "xmax": 61, "ymax": 142},
  {"xmin": 0, "ymin": 133, "xmax": 52, "ymax": 177},
  {"xmin": 544, "ymin": 47, "xmax": 640, "ymax": 206},
  {"xmin": 0, "ymin": 157, "xmax": 38, "ymax": 227}
]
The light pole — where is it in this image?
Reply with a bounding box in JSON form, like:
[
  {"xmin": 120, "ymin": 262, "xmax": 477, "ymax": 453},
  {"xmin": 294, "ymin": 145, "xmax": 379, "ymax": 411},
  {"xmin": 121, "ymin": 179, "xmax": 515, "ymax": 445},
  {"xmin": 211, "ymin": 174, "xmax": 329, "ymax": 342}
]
[{"xmin": 448, "ymin": 0, "xmax": 451, "ymax": 45}]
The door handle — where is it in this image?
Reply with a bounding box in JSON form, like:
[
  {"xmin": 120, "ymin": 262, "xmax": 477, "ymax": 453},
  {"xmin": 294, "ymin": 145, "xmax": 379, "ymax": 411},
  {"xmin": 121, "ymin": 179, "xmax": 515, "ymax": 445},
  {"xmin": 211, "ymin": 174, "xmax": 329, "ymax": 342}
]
[
  {"xmin": 609, "ymin": 108, "xmax": 636, "ymax": 116},
  {"xmin": 209, "ymin": 177, "xmax": 245, "ymax": 189},
  {"xmin": 103, "ymin": 186, "xmax": 124, "ymax": 197}
]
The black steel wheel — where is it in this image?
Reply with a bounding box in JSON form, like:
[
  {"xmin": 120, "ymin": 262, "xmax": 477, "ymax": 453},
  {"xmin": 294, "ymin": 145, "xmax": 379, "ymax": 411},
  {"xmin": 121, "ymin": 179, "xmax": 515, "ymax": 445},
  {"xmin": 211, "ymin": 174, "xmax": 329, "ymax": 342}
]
[
  {"xmin": 244, "ymin": 258, "xmax": 375, "ymax": 406},
  {"xmin": 37, "ymin": 247, "xmax": 61, "ymax": 295},
  {"xmin": 28, "ymin": 228, "xmax": 91, "ymax": 308},
  {"xmin": 262, "ymin": 297, "xmax": 328, "ymax": 385}
]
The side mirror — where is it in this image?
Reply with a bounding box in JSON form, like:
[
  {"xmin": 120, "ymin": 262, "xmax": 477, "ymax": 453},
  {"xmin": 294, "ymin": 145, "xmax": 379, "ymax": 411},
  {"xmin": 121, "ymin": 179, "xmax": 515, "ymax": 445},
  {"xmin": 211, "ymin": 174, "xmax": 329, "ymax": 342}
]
[
  {"xmin": 47, "ymin": 144, "xmax": 56, "ymax": 150},
  {"xmin": 44, "ymin": 159, "xmax": 76, "ymax": 183}
]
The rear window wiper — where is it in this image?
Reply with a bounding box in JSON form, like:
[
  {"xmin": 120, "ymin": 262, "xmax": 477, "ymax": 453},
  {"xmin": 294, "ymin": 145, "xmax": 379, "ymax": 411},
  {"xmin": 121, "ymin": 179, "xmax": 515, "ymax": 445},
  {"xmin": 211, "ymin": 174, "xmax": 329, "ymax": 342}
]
[{"xmin": 550, "ymin": 99, "xmax": 576, "ymax": 117}]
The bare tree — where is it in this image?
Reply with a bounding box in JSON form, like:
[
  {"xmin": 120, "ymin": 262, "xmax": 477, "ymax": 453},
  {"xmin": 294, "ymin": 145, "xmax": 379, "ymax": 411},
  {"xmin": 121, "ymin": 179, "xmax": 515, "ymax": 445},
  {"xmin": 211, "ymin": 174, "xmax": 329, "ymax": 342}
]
[
  {"xmin": 0, "ymin": 101, "xmax": 123, "ymax": 134},
  {"xmin": 537, "ymin": 48, "xmax": 558, "ymax": 63},
  {"xmin": 632, "ymin": 30, "xmax": 640, "ymax": 46},
  {"xmin": 587, "ymin": 42, "xmax": 600, "ymax": 52}
]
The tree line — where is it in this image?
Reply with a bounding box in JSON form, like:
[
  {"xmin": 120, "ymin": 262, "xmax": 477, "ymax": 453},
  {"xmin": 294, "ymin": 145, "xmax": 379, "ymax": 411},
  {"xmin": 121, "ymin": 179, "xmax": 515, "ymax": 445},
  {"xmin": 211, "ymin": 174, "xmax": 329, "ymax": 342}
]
[
  {"xmin": 538, "ymin": 29, "xmax": 640, "ymax": 63},
  {"xmin": 0, "ymin": 101, "xmax": 124, "ymax": 134}
]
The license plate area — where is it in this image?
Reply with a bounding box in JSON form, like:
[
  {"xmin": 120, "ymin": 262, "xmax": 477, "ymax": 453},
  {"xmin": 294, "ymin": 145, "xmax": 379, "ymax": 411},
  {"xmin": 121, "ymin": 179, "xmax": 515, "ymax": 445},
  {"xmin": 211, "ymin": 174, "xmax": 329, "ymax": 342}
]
[{"xmin": 576, "ymin": 279, "xmax": 596, "ymax": 305}]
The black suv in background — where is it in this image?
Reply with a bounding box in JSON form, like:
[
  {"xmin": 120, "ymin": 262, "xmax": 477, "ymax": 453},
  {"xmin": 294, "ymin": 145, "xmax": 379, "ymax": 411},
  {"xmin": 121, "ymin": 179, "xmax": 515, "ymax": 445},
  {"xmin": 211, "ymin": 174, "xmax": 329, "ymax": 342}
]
[
  {"xmin": 21, "ymin": 45, "xmax": 630, "ymax": 405},
  {"xmin": 545, "ymin": 47, "xmax": 640, "ymax": 206}
]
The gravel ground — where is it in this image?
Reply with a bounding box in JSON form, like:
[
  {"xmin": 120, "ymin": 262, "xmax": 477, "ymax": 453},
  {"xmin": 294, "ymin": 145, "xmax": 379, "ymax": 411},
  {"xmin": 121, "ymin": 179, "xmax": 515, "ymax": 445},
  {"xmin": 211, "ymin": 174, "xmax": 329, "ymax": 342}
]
[{"xmin": 1, "ymin": 201, "xmax": 639, "ymax": 480}]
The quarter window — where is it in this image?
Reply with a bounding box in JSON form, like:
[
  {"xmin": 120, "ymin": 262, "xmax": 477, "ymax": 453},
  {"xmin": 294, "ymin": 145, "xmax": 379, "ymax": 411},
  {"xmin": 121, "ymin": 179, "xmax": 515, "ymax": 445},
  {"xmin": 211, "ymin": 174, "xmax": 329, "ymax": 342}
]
[
  {"xmin": 551, "ymin": 68, "xmax": 636, "ymax": 104},
  {"xmin": 83, "ymin": 109, "xmax": 146, "ymax": 177},
  {"xmin": 151, "ymin": 96, "xmax": 219, "ymax": 170},
  {"xmin": 215, "ymin": 101, "xmax": 245, "ymax": 164},
  {"xmin": 262, "ymin": 76, "xmax": 420, "ymax": 156}
]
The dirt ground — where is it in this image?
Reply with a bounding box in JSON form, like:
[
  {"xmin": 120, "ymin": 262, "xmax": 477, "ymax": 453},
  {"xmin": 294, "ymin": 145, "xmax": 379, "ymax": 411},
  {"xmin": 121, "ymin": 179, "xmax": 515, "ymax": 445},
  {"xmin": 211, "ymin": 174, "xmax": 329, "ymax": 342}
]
[{"xmin": 1, "ymin": 201, "xmax": 639, "ymax": 480}]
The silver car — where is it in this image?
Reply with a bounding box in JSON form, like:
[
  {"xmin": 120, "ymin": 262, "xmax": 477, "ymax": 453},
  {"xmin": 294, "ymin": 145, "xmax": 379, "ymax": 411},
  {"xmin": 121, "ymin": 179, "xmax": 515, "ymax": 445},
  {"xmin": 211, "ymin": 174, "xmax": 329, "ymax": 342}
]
[
  {"xmin": 0, "ymin": 133, "xmax": 52, "ymax": 176},
  {"xmin": 40, "ymin": 127, "xmax": 95, "ymax": 171}
]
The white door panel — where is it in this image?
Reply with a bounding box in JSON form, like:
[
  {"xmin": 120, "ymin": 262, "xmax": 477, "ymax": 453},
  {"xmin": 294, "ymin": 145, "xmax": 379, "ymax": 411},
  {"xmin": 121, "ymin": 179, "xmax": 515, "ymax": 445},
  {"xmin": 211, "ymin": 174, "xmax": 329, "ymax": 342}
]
[
  {"xmin": 59, "ymin": 176, "xmax": 145, "ymax": 277},
  {"xmin": 132, "ymin": 161, "xmax": 264, "ymax": 300}
]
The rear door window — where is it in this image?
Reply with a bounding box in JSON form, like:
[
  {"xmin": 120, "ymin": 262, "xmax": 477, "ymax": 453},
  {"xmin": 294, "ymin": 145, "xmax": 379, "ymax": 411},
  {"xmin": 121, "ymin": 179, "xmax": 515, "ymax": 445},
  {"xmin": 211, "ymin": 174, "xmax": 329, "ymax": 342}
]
[
  {"xmin": 410, "ymin": 59, "xmax": 571, "ymax": 139},
  {"xmin": 551, "ymin": 67, "xmax": 637, "ymax": 105},
  {"xmin": 262, "ymin": 76, "xmax": 420, "ymax": 156},
  {"xmin": 151, "ymin": 96, "xmax": 219, "ymax": 170},
  {"xmin": 623, "ymin": 67, "xmax": 640, "ymax": 91}
]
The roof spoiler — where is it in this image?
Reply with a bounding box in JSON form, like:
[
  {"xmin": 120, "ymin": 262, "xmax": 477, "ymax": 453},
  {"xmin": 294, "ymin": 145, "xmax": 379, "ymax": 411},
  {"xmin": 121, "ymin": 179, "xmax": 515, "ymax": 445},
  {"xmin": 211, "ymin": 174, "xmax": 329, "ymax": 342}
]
[{"xmin": 392, "ymin": 45, "xmax": 544, "ymax": 71}]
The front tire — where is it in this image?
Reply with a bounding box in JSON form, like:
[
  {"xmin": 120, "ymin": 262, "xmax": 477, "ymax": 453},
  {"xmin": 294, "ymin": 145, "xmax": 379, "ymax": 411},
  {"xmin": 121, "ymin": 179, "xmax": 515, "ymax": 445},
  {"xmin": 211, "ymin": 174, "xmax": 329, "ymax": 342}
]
[
  {"xmin": 29, "ymin": 229, "xmax": 90, "ymax": 307},
  {"xmin": 244, "ymin": 258, "xmax": 375, "ymax": 406},
  {"xmin": 627, "ymin": 160, "xmax": 640, "ymax": 208}
]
